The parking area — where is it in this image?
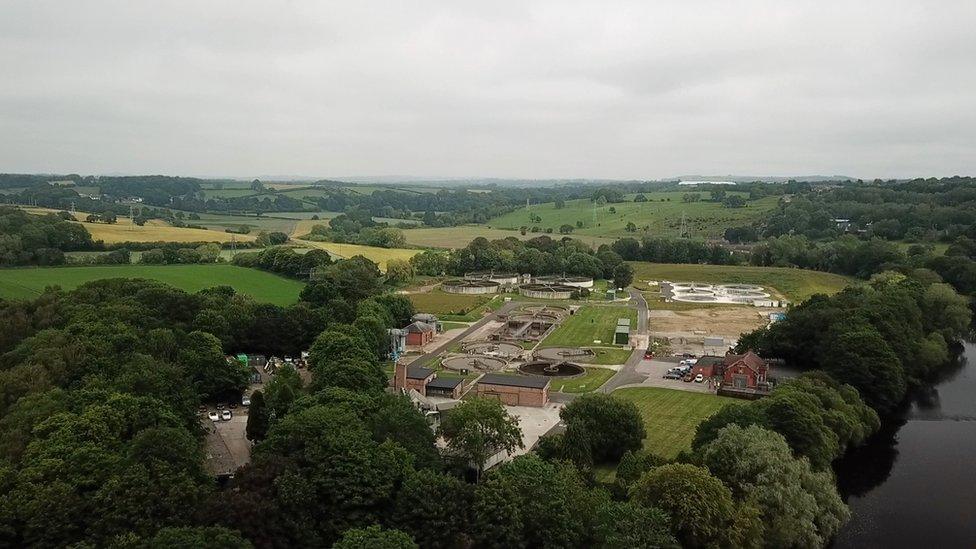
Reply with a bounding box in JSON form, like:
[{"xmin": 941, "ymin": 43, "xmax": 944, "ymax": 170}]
[
  {"xmin": 630, "ymin": 358, "xmax": 714, "ymax": 394},
  {"xmin": 202, "ymin": 407, "xmax": 251, "ymax": 477}
]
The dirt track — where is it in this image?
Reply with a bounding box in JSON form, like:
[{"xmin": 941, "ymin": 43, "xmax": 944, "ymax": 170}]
[{"xmin": 648, "ymin": 306, "xmax": 779, "ymax": 338}]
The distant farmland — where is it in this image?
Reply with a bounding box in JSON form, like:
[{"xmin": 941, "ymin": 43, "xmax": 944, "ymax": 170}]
[
  {"xmin": 629, "ymin": 262, "xmax": 853, "ymax": 302},
  {"xmin": 402, "ymin": 226, "xmax": 616, "ymax": 249},
  {"xmin": 487, "ymin": 192, "xmax": 779, "ymax": 240},
  {"xmin": 0, "ymin": 264, "xmax": 304, "ymax": 305}
]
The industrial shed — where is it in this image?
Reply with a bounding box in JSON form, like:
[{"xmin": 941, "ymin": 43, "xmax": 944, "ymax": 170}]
[
  {"xmin": 476, "ymin": 373, "xmax": 550, "ymax": 407},
  {"xmin": 614, "ymin": 318, "xmax": 631, "ymax": 345},
  {"xmin": 425, "ymin": 376, "xmax": 464, "ymax": 399}
]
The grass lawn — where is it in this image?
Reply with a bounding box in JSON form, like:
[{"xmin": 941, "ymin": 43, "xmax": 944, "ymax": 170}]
[
  {"xmin": 550, "ymin": 367, "xmax": 616, "ymax": 393},
  {"xmin": 612, "ymin": 387, "xmax": 736, "ymax": 458},
  {"xmin": 629, "ymin": 262, "xmax": 853, "ymax": 302},
  {"xmin": 0, "ymin": 264, "xmax": 304, "ymax": 305},
  {"xmin": 407, "ymin": 290, "xmax": 494, "ymax": 317},
  {"xmin": 439, "ymin": 321, "xmax": 471, "ymax": 331},
  {"xmin": 486, "ymin": 192, "xmax": 779, "ymax": 240},
  {"xmin": 588, "ymin": 347, "xmax": 635, "ymax": 365},
  {"xmin": 541, "ymin": 305, "xmax": 637, "ymax": 347}
]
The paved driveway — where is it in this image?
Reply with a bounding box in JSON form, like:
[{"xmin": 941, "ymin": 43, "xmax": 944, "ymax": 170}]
[{"xmin": 625, "ymin": 358, "xmax": 714, "ymax": 394}]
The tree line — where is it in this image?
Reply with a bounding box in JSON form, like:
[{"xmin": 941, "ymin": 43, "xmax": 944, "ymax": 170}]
[{"xmin": 0, "ymin": 206, "xmax": 95, "ymax": 265}]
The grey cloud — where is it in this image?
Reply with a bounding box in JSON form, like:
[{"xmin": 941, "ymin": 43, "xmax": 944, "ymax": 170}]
[{"xmin": 0, "ymin": 0, "xmax": 974, "ymax": 179}]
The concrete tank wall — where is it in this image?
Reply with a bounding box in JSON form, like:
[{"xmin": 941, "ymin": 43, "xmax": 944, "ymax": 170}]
[
  {"xmin": 443, "ymin": 283, "xmax": 499, "ymax": 295},
  {"xmin": 520, "ymin": 287, "xmax": 574, "ymax": 299}
]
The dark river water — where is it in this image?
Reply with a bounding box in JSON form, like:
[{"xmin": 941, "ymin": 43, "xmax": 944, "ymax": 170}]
[{"xmin": 832, "ymin": 342, "xmax": 976, "ymax": 548}]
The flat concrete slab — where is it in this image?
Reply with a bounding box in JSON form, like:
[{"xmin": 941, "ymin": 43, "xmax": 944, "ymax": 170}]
[
  {"xmin": 505, "ymin": 403, "xmax": 563, "ymax": 457},
  {"xmin": 203, "ymin": 413, "xmax": 251, "ymax": 476}
]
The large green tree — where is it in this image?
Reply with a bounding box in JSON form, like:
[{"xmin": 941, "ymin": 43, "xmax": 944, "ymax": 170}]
[
  {"xmin": 389, "ymin": 469, "xmax": 472, "ymax": 549},
  {"xmin": 630, "ymin": 463, "xmax": 760, "ymax": 548},
  {"xmin": 559, "ymin": 393, "xmax": 645, "ymax": 464},
  {"xmin": 332, "ymin": 526, "xmax": 417, "ymax": 549},
  {"xmin": 699, "ymin": 424, "xmax": 850, "ymax": 548},
  {"xmin": 438, "ymin": 398, "xmax": 523, "ymax": 480},
  {"xmin": 254, "ymin": 404, "xmax": 414, "ymax": 546}
]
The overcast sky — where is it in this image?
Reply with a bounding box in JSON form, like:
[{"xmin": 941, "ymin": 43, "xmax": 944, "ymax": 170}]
[{"xmin": 1, "ymin": 1, "xmax": 974, "ymax": 180}]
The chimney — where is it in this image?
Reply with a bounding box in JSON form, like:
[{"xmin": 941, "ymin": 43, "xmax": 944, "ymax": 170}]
[{"xmin": 393, "ymin": 360, "xmax": 407, "ymax": 392}]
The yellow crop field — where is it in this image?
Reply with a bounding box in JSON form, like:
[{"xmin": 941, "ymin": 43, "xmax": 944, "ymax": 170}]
[
  {"xmin": 85, "ymin": 222, "xmax": 256, "ymax": 244},
  {"xmin": 299, "ymin": 240, "xmax": 420, "ymax": 270},
  {"xmin": 17, "ymin": 206, "xmax": 255, "ymax": 244},
  {"xmin": 291, "ymin": 219, "xmax": 328, "ymax": 238}
]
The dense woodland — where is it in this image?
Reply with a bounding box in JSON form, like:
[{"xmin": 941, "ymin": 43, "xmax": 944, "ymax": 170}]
[
  {"xmin": 410, "ymin": 235, "xmax": 628, "ymax": 282},
  {"xmin": 0, "ymin": 207, "xmax": 94, "ymax": 265},
  {"xmin": 2, "ymin": 175, "xmax": 976, "ymax": 547}
]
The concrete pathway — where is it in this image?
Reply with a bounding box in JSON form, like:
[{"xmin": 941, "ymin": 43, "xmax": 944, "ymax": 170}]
[{"xmin": 599, "ymin": 288, "xmax": 650, "ymax": 393}]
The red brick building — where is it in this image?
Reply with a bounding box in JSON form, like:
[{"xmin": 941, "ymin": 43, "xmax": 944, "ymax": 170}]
[
  {"xmin": 722, "ymin": 351, "xmax": 768, "ymax": 387},
  {"xmin": 476, "ymin": 373, "xmax": 549, "ymax": 407},
  {"xmin": 392, "ymin": 362, "xmax": 465, "ymax": 398},
  {"xmin": 404, "ymin": 321, "xmax": 436, "ymax": 347},
  {"xmin": 393, "ymin": 362, "xmax": 435, "ymax": 394},
  {"xmin": 718, "ymin": 350, "xmax": 771, "ymax": 398}
]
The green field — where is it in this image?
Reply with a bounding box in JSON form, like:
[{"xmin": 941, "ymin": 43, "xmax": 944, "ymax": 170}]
[
  {"xmin": 612, "ymin": 387, "xmax": 735, "ymax": 458},
  {"xmin": 0, "ymin": 264, "xmax": 305, "ymax": 305},
  {"xmin": 629, "ymin": 262, "xmax": 853, "ymax": 302},
  {"xmin": 486, "ymin": 192, "xmax": 779, "ymax": 240},
  {"xmin": 406, "ymin": 290, "xmax": 494, "ymax": 316},
  {"xmin": 541, "ymin": 305, "xmax": 637, "ymax": 347},
  {"xmin": 402, "ymin": 225, "xmax": 616, "ymax": 249},
  {"xmin": 550, "ymin": 367, "xmax": 615, "ymax": 393}
]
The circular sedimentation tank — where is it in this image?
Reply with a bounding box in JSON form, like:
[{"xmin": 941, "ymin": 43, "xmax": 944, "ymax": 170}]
[
  {"xmin": 441, "ymin": 354, "xmax": 507, "ymax": 372},
  {"xmin": 462, "ymin": 341, "xmax": 523, "ymax": 358},
  {"xmin": 464, "ymin": 271, "xmax": 519, "ymax": 285},
  {"xmin": 519, "ymin": 283, "xmax": 576, "ymax": 299},
  {"xmin": 518, "ymin": 360, "xmax": 586, "ymax": 378},
  {"xmin": 442, "ymin": 279, "xmax": 500, "ymax": 294},
  {"xmin": 672, "ymin": 282, "xmax": 713, "ymax": 290},
  {"xmin": 719, "ymin": 284, "xmax": 764, "ymax": 291},
  {"xmin": 679, "ymin": 295, "xmax": 719, "ymax": 302},
  {"xmin": 534, "ymin": 275, "xmax": 594, "ymax": 288},
  {"xmin": 534, "ymin": 347, "xmax": 596, "ymax": 363}
]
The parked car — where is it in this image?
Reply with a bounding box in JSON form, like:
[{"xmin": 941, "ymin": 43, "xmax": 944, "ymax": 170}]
[
  {"xmin": 644, "ymin": 351, "xmax": 654, "ymax": 359},
  {"xmin": 663, "ymin": 372, "xmax": 682, "ymax": 380},
  {"xmin": 242, "ymin": 395, "xmax": 251, "ymax": 406},
  {"xmin": 220, "ymin": 410, "xmax": 232, "ymax": 421},
  {"xmin": 681, "ymin": 353, "xmax": 697, "ymax": 359},
  {"xmin": 683, "ymin": 374, "xmax": 694, "ymax": 382},
  {"xmin": 694, "ymin": 374, "xmax": 704, "ymax": 383},
  {"xmin": 207, "ymin": 411, "xmax": 220, "ymax": 422}
]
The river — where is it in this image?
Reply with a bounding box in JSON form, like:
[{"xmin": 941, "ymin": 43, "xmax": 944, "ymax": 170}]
[{"xmin": 833, "ymin": 342, "xmax": 976, "ymax": 548}]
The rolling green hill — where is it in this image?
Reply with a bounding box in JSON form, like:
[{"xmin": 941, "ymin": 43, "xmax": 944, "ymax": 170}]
[
  {"xmin": 486, "ymin": 192, "xmax": 778, "ymax": 240},
  {"xmin": 0, "ymin": 264, "xmax": 305, "ymax": 305}
]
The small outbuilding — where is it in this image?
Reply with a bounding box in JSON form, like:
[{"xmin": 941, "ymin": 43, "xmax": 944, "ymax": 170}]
[
  {"xmin": 476, "ymin": 373, "xmax": 550, "ymax": 407},
  {"xmin": 425, "ymin": 376, "xmax": 464, "ymax": 399},
  {"xmin": 614, "ymin": 319, "xmax": 631, "ymax": 345},
  {"xmin": 404, "ymin": 321, "xmax": 436, "ymax": 346}
]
